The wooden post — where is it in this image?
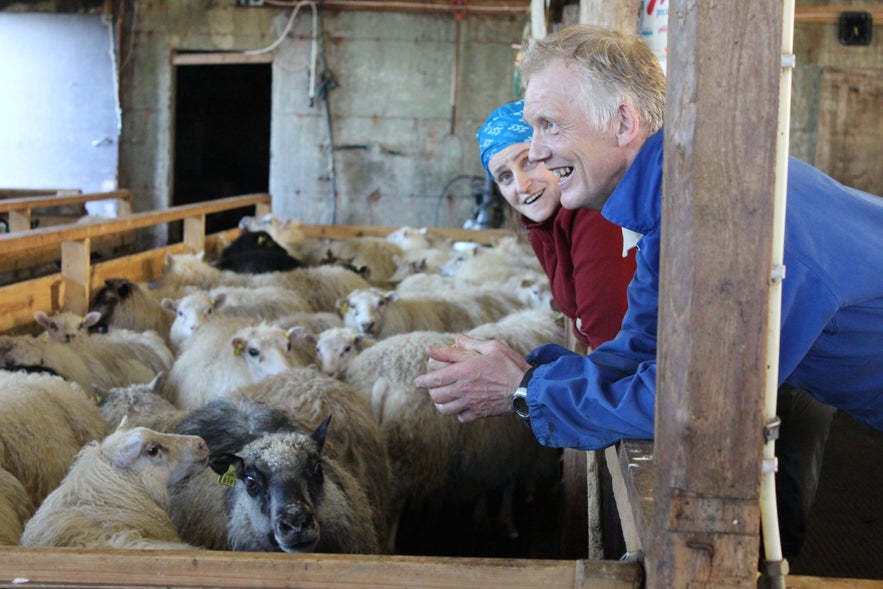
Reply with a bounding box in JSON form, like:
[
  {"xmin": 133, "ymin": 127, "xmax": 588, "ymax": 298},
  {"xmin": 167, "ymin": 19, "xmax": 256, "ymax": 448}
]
[
  {"xmin": 7, "ymin": 208, "xmax": 32, "ymax": 232},
  {"xmin": 61, "ymin": 238, "xmax": 91, "ymax": 314},
  {"xmin": 647, "ymin": 2, "xmax": 783, "ymax": 587},
  {"xmin": 183, "ymin": 216, "xmax": 206, "ymax": 253}
]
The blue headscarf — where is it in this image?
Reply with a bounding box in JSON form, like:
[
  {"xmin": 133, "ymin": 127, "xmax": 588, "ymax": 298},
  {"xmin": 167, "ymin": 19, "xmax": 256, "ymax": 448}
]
[{"xmin": 476, "ymin": 99, "xmax": 533, "ymax": 178}]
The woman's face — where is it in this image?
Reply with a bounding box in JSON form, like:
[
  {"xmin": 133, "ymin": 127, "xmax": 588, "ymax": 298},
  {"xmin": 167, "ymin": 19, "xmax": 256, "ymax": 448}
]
[{"xmin": 488, "ymin": 142, "xmax": 561, "ymax": 224}]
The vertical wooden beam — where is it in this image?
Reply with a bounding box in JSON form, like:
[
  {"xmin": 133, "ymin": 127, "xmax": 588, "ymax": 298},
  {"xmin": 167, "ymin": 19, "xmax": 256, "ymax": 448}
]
[
  {"xmin": 7, "ymin": 208, "xmax": 32, "ymax": 232},
  {"xmin": 183, "ymin": 216, "xmax": 206, "ymax": 253},
  {"xmin": 578, "ymin": 0, "xmax": 638, "ymax": 31},
  {"xmin": 647, "ymin": 2, "xmax": 783, "ymax": 587},
  {"xmin": 255, "ymin": 201, "xmax": 272, "ymax": 218},
  {"xmin": 61, "ymin": 238, "xmax": 91, "ymax": 314}
]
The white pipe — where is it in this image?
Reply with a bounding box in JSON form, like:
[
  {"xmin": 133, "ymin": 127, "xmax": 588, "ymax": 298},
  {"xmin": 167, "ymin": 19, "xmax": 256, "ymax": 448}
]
[
  {"xmin": 531, "ymin": 0, "xmax": 547, "ymax": 39},
  {"xmin": 760, "ymin": 0, "xmax": 795, "ymax": 576},
  {"xmin": 244, "ymin": 2, "xmax": 319, "ymax": 102}
]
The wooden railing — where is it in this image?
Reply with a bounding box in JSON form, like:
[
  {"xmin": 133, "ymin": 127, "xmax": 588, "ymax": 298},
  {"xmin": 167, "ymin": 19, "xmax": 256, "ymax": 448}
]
[
  {"xmin": 0, "ymin": 193, "xmax": 272, "ymax": 333},
  {"xmin": 0, "ymin": 189, "xmax": 132, "ymax": 233}
]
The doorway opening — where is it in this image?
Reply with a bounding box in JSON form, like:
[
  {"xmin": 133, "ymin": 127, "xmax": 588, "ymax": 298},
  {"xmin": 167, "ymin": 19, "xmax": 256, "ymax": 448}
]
[{"xmin": 173, "ymin": 58, "xmax": 272, "ymax": 237}]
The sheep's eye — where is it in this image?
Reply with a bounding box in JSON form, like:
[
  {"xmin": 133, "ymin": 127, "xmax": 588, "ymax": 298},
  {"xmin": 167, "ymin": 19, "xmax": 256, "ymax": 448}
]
[
  {"xmin": 247, "ymin": 347, "xmax": 260, "ymax": 357},
  {"xmin": 146, "ymin": 444, "xmax": 162, "ymax": 457},
  {"xmin": 178, "ymin": 311, "xmax": 184, "ymax": 317},
  {"xmin": 243, "ymin": 474, "xmax": 261, "ymax": 494},
  {"xmin": 343, "ymin": 345, "xmax": 351, "ymax": 354}
]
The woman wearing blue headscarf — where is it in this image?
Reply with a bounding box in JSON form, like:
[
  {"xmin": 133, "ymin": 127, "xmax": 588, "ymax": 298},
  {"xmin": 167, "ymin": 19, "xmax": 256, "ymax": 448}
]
[{"xmin": 477, "ymin": 100, "xmax": 636, "ymax": 350}]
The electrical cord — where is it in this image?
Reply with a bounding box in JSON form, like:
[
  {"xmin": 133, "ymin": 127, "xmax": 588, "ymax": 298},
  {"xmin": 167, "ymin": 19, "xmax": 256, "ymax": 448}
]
[{"xmin": 432, "ymin": 174, "xmax": 486, "ymax": 228}]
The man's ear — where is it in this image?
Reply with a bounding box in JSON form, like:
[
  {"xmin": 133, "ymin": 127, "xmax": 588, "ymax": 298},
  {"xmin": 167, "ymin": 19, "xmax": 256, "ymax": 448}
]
[{"xmin": 615, "ymin": 103, "xmax": 642, "ymax": 147}]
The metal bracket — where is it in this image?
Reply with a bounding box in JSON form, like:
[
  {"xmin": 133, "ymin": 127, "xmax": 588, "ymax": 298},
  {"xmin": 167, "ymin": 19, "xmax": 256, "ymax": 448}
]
[{"xmin": 764, "ymin": 416, "xmax": 781, "ymax": 442}]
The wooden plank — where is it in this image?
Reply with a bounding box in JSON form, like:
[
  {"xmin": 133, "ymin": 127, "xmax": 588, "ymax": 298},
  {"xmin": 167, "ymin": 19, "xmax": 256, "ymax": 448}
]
[
  {"xmin": 814, "ymin": 67, "xmax": 883, "ymax": 198},
  {"xmin": 298, "ymin": 224, "xmax": 514, "ymax": 244},
  {"xmin": 0, "ymin": 274, "xmax": 65, "ymax": 333},
  {"xmin": 648, "ymin": 2, "xmax": 781, "ymax": 586},
  {"xmin": 605, "ymin": 441, "xmax": 654, "ymax": 556},
  {"xmin": 0, "ymin": 190, "xmax": 133, "ymax": 214},
  {"xmin": 173, "ymin": 52, "xmax": 274, "ymax": 65},
  {"xmin": 0, "ymin": 549, "xmax": 642, "ymax": 589},
  {"xmin": 0, "ymin": 193, "xmax": 271, "ymax": 256},
  {"xmin": 794, "ymin": 5, "xmax": 883, "ymax": 23},
  {"xmin": 269, "ymin": 0, "xmax": 530, "ymax": 16},
  {"xmin": 0, "ymin": 188, "xmax": 81, "ymax": 199}
]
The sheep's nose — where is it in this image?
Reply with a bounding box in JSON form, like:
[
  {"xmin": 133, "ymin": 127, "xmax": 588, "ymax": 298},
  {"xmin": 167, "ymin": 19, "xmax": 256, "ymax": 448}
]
[
  {"xmin": 276, "ymin": 506, "xmax": 318, "ymax": 547},
  {"xmin": 360, "ymin": 321, "xmax": 374, "ymax": 334}
]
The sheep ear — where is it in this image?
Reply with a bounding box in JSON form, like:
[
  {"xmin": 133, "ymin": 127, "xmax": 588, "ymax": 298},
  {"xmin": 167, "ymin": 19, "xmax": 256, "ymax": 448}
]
[
  {"xmin": 213, "ymin": 293, "xmax": 226, "ymax": 309},
  {"xmin": 160, "ymin": 298, "xmax": 178, "ymax": 314},
  {"xmin": 311, "ymin": 415, "xmax": 332, "ymax": 452},
  {"xmin": 117, "ymin": 415, "xmax": 130, "ymax": 431},
  {"xmin": 83, "ymin": 311, "xmax": 102, "ymax": 329},
  {"xmin": 209, "ymin": 453, "xmax": 244, "ymax": 478},
  {"xmin": 232, "ymin": 338, "xmax": 246, "ymax": 357},
  {"xmin": 110, "ymin": 429, "xmax": 143, "ymax": 469},
  {"xmin": 33, "ymin": 311, "xmax": 50, "ymax": 329}
]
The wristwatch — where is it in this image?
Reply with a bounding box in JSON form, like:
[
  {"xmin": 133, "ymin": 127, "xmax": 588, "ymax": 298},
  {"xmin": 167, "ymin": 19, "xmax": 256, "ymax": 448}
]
[{"xmin": 512, "ymin": 366, "xmax": 536, "ymax": 422}]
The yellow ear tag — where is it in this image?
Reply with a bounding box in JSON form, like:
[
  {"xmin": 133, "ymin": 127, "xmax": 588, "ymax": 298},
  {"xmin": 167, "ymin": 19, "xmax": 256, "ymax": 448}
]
[
  {"xmin": 218, "ymin": 464, "xmax": 238, "ymax": 488},
  {"xmin": 257, "ymin": 235, "xmax": 266, "ymax": 245},
  {"xmin": 233, "ymin": 342, "xmax": 244, "ymax": 357},
  {"xmin": 340, "ymin": 302, "xmax": 349, "ymax": 314}
]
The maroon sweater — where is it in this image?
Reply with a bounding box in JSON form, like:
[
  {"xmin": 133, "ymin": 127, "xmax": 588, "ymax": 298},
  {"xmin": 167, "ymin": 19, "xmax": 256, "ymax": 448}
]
[{"xmin": 524, "ymin": 207, "xmax": 636, "ymax": 349}]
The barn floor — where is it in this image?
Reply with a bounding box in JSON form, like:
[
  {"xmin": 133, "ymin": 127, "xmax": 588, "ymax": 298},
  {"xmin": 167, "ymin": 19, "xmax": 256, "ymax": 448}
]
[
  {"xmin": 789, "ymin": 410, "xmax": 883, "ymax": 580},
  {"xmin": 393, "ymin": 410, "xmax": 883, "ymax": 581}
]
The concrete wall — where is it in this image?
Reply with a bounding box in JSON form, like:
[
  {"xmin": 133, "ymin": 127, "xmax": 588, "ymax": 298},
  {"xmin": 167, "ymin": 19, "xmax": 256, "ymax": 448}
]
[
  {"xmin": 2, "ymin": 0, "xmax": 881, "ymax": 233},
  {"xmin": 117, "ymin": 1, "xmax": 526, "ymax": 230}
]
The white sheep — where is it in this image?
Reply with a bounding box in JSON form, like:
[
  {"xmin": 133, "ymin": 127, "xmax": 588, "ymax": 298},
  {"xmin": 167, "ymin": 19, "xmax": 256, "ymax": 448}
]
[
  {"xmin": 20, "ymin": 424, "xmax": 208, "ymax": 550},
  {"xmin": 385, "ymin": 226, "xmax": 450, "ymax": 251},
  {"xmin": 161, "ymin": 286, "xmax": 314, "ymax": 352},
  {"xmin": 0, "ymin": 467, "xmax": 34, "ymax": 546},
  {"xmin": 33, "ymin": 310, "xmax": 102, "ymax": 342},
  {"xmin": 0, "ymin": 328, "xmax": 173, "ymax": 394},
  {"xmin": 314, "ymin": 327, "xmax": 376, "ymax": 378},
  {"xmin": 337, "ymin": 286, "xmax": 520, "ymax": 340},
  {"xmin": 165, "ymin": 320, "xmax": 317, "ymax": 409},
  {"xmin": 440, "ymin": 243, "xmax": 543, "ymax": 288},
  {"xmin": 324, "ymin": 236, "xmax": 404, "ymax": 282},
  {"xmin": 335, "ymin": 308, "xmax": 567, "ymax": 540},
  {"xmin": 251, "ymin": 264, "xmax": 371, "ymax": 313},
  {"xmin": 0, "ymin": 371, "xmax": 108, "ymax": 506},
  {"xmin": 171, "ymin": 404, "xmax": 379, "ymax": 554},
  {"xmin": 150, "ymin": 252, "xmax": 252, "ymax": 299}
]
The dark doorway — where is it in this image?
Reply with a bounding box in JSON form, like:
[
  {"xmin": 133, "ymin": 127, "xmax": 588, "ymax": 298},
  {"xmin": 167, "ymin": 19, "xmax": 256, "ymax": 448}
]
[{"xmin": 173, "ymin": 61, "xmax": 271, "ymax": 236}]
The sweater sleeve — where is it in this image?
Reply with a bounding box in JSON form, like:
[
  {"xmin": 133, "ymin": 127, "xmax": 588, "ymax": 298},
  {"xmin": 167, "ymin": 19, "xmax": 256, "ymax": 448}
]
[{"xmin": 569, "ymin": 210, "xmax": 637, "ymax": 349}]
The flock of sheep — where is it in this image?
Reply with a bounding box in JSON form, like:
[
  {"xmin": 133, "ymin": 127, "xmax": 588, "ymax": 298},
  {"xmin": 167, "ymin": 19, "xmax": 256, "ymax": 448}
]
[{"xmin": 0, "ymin": 215, "xmax": 567, "ymax": 556}]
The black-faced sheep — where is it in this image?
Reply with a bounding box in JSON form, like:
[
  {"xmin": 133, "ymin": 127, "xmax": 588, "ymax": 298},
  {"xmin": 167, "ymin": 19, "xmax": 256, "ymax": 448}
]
[
  {"xmin": 227, "ymin": 367, "xmax": 395, "ymax": 550},
  {"xmin": 216, "ymin": 229, "xmax": 305, "ymax": 274},
  {"xmin": 0, "ymin": 371, "xmax": 108, "ymax": 506},
  {"xmin": 0, "ymin": 467, "xmax": 34, "ymax": 546},
  {"xmin": 89, "ymin": 277, "xmax": 174, "ymax": 341},
  {"xmin": 20, "ymin": 424, "xmax": 209, "ymax": 550},
  {"xmin": 33, "ymin": 310, "xmax": 102, "ymax": 343},
  {"xmin": 170, "ymin": 401, "xmax": 380, "ymax": 554}
]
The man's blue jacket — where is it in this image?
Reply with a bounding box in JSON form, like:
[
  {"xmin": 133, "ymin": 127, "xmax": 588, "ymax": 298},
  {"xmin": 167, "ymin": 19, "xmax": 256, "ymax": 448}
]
[{"xmin": 525, "ymin": 130, "xmax": 883, "ymax": 450}]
